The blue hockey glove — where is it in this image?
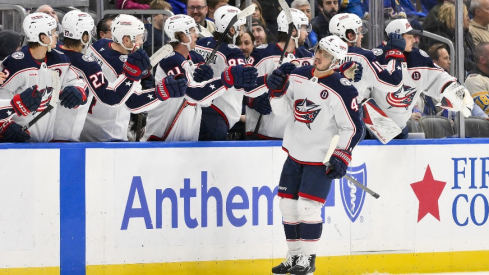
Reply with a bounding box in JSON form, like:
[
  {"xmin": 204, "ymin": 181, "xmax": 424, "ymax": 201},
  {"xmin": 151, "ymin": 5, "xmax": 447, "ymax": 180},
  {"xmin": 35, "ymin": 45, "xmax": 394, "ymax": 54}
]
[
  {"xmin": 11, "ymin": 85, "xmax": 43, "ymax": 116},
  {"xmin": 338, "ymin": 61, "xmax": 363, "ymax": 82},
  {"xmin": 265, "ymin": 69, "xmax": 289, "ymax": 98},
  {"xmin": 193, "ymin": 63, "xmax": 214, "ymax": 82},
  {"xmin": 385, "ymin": 33, "xmax": 406, "ymax": 52},
  {"xmin": 247, "ymin": 93, "xmax": 271, "ymax": 115},
  {"xmin": 326, "ymin": 149, "xmax": 352, "ymax": 179},
  {"xmin": 221, "ymin": 65, "xmax": 258, "ymax": 89},
  {"xmin": 60, "ymin": 86, "xmax": 87, "ymax": 109},
  {"xmin": 0, "ymin": 120, "xmax": 30, "ymax": 142},
  {"xmin": 141, "ymin": 73, "xmax": 155, "ymax": 89},
  {"xmin": 277, "ymin": 62, "xmax": 297, "ymax": 75},
  {"xmin": 155, "ymin": 74, "xmax": 187, "ymax": 101},
  {"xmin": 123, "ymin": 48, "xmax": 151, "ymax": 81}
]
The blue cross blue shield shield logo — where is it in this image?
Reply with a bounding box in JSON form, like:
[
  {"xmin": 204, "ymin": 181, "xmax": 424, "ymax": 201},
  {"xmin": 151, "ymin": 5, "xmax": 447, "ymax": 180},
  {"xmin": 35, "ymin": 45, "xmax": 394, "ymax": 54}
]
[{"xmin": 340, "ymin": 163, "xmax": 367, "ymax": 222}]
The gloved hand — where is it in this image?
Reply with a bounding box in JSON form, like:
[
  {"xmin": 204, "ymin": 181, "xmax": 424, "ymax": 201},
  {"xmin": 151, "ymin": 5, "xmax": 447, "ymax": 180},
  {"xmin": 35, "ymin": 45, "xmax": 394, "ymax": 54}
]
[
  {"xmin": 123, "ymin": 48, "xmax": 151, "ymax": 81},
  {"xmin": 0, "ymin": 120, "xmax": 30, "ymax": 142},
  {"xmin": 277, "ymin": 62, "xmax": 297, "ymax": 75},
  {"xmin": 439, "ymin": 81, "xmax": 474, "ymax": 118},
  {"xmin": 338, "ymin": 61, "xmax": 363, "ymax": 82},
  {"xmin": 385, "ymin": 33, "xmax": 406, "ymax": 52},
  {"xmin": 247, "ymin": 93, "xmax": 271, "ymax": 115},
  {"xmin": 193, "ymin": 63, "xmax": 214, "ymax": 82},
  {"xmin": 326, "ymin": 149, "xmax": 352, "ymax": 179},
  {"xmin": 141, "ymin": 73, "xmax": 155, "ymax": 89},
  {"xmin": 221, "ymin": 65, "xmax": 258, "ymax": 89},
  {"xmin": 11, "ymin": 85, "xmax": 43, "ymax": 116},
  {"xmin": 155, "ymin": 74, "xmax": 187, "ymax": 101},
  {"xmin": 265, "ymin": 69, "xmax": 289, "ymax": 98},
  {"xmin": 60, "ymin": 86, "xmax": 87, "ymax": 109}
]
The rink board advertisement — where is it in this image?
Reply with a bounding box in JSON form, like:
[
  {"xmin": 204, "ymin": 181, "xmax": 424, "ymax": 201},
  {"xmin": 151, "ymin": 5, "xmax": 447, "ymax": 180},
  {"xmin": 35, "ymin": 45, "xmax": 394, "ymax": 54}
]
[{"xmin": 0, "ymin": 140, "xmax": 489, "ymax": 274}]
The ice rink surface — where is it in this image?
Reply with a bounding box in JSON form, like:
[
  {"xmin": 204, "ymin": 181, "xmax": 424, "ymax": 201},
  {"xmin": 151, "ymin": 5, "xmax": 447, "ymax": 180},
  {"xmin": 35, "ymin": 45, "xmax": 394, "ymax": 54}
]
[{"xmin": 363, "ymin": 273, "xmax": 489, "ymax": 275}]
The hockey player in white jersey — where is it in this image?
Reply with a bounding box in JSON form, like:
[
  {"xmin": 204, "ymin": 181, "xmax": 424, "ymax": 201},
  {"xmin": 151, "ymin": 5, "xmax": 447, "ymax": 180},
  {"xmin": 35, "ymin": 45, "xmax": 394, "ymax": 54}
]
[
  {"xmin": 371, "ymin": 19, "xmax": 474, "ymax": 136},
  {"xmin": 245, "ymin": 8, "xmax": 314, "ymax": 139},
  {"xmin": 194, "ymin": 5, "xmax": 259, "ymax": 140},
  {"xmin": 82, "ymin": 14, "xmax": 176, "ymax": 141},
  {"xmin": 0, "ymin": 13, "xmax": 87, "ymax": 142},
  {"xmin": 145, "ymin": 14, "xmax": 256, "ymax": 141},
  {"xmin": 270, "ymin": 35, "xmax": 364, "ymax": 275},
  {"xmin": 55, "ymin": 10, "xmax": 144, "ymax": 141}
]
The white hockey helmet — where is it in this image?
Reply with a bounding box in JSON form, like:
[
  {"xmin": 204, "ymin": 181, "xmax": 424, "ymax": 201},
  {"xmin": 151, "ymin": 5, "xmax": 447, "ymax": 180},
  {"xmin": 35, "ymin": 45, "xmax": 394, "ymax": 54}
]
[
  {"xmin": 62, "ymin": 10, "xmax": 95, "ymax": 46},
  {"xmin": 214, "ymin": 5, "xmax": 246, "ymax": 34},
  {"xmin": 315, "ymin": 35, "xmax": 348, "ymax": 68},
  {"xmin": 329, "ymin": 13, "xmax": 364, "ymax": 43},
  {"xmin": 111, "ymin": 14, "xmax": 147, "ymax": 50},
  {"xmin": 23, "ymin": 13, "xmax": 57, "ymax": 46},
  {"xmin": 164, "ymin": 14, "xmax": 197, "ymax": 42},
  {"xmin": 385, "ymin": 19, "xmax": 421, "ymax": 35},
  {"xmin": 277, "ymin": 8, "xmax": 310, "ymax": 33}
]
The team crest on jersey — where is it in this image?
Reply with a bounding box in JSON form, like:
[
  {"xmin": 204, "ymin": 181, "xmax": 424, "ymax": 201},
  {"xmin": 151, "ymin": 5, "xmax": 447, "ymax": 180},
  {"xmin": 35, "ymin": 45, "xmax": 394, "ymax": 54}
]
[
  {"xmin": 11, "ymin": 51, "xmax": 24, "ymax": 59},
  {"xmin": 386, "ymin": 85, "xmax": 417, "ymax": 109},
  {"xmin": 371, "ymin": 48, "xmax": 383, "ymax": 56},
  {"xmin": 340, "ymin": 78, "xmax": 352, "ymax": 86},
  {"xmin": 119, "ymin": 55, "xmax": 128, "ymax": 62},
  {"xmin": 294, "ymin": 98, "xmax": 321, "ymax": 129},
  {"xmin": 340, "ymin": 163, "xmax": 367, "ymax": 223},
  {"xmin": 419, "ymin": 49, "xmax": 429, "ymax": 58},
  {"xmin": 82, "ymin": 55, "xmax": 94, "ymax": 62}
]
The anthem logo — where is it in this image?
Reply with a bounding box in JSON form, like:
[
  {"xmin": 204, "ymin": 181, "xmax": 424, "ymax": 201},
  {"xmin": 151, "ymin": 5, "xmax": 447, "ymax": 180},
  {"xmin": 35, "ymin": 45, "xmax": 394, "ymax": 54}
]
[{"xmin": 340, "ymin": 163, "xmax": 367, "ymax": 222}]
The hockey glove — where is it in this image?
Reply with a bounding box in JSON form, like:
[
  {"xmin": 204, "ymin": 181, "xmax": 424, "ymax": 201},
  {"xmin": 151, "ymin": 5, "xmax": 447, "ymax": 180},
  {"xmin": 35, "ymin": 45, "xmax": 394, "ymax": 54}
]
[
  {"xmin": 193, "ymin": 63, "xmax": 214, "ymax": 82},
  {"xmin": 247, "ymin": 93, "xmax": 272, "ymax": 115},
  {"xmin": 326, "ymin": 149, "xmax": 352, "ymax": 179},
  {"xmin": 141, "ymin": 73, "xmax": 155, "ymax": 89},
  {"xmin": 60, "ymin": 86, "xmax": 87, "ymax": 109},
  {"xmin": 221, "ymin": 65, "xmax": 258, "ymax": 89},
  {"xmin": 155, "ymin": 74, "xmax": 187, "ymax": 101},
  {"xmin": 439, "ymin": 81, "xmax": 474, "ymax": 117},
  {"xmin": 277, "ymin": 62, "xmax": 297, "ymax": 75},
  {"xmin": 265, "ymin": 69, "xmax": 289, "ymax": 98},
  {"xmin": 124, "ymin": 48, "xmax": 151, "ymax": 81},
  {"xmin": 0, "ymin": 120, "xmax": 30, "ymax": 142},
  {"xmin": 338, "ymin": 61, "xmax": 363, "ymax": 82},
  {"xmin": 385, "ymin": 33, "xmax": 406, "ymax": 52},
  {"xmin": 11, "ymin": 85, "xmax": 43, "ymax": 116}
]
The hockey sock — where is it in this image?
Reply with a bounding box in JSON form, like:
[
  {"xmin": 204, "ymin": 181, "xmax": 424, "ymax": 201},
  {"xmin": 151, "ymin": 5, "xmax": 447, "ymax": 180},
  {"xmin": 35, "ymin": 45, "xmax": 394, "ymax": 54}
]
[
  {"xmin": 300, "ymin": 222, "xmax": 322, "ymax": 256},
  {"xmin": 283, "ymin": 222, "xmax": 301, "ymax": 255}
]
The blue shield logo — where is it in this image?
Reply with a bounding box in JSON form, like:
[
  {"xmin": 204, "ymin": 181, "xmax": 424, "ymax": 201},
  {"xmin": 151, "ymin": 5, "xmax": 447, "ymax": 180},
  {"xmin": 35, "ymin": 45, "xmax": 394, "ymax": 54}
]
[{"xmin": 340, "ymin": 163, "xmax": 367, "ymax": 222}]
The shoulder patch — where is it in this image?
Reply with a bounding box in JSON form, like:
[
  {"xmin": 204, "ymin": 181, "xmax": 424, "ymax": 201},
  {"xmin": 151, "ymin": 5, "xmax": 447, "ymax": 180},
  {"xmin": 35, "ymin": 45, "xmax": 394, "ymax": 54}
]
[
  {"xmin": 371, "ymin": 48, "xmax": 383, "ymax": 56},
  {"xmin": 256, "ymin": 44, "xmax": 268, "ymax": 49},
  {"xmin": 340, "ymin": 78, "xmax": 352, "ymax": 86},
  {"xmin": 11, "ymin": 51, "xmax": 24, "ymax": 59},
  {"xmin": 82, "ymin": 55, "xmax": 94, "ymax": 62},
  {"xmin": 119, "ymin": 55, "xmax": 128, "ymax": 62},
  {"xmin": 419, "ymin": 49, "xmax": 429, "ymax": 58}
]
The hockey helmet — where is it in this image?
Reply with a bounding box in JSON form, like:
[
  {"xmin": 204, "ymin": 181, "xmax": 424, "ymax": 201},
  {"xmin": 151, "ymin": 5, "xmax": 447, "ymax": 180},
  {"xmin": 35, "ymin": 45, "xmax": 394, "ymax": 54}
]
[
  {"xmin": 164, "ymin": 14, "xmax": 198, "ymax": 42},
  {"xmin": 385, "ymin": 19, "xmax": 422, "ymax": 35},
  {"xmin": 315, "ymin": 35, "xmax": 348, "ymax": 68},
  {"xmin": 62, "ymin": 10, "xmax": 95, "ymax": 46},
  {"xmin": 111, "ymin": 14, "xmax": 147, "ymax": 49},
  {"xmin": 214, "ymin": 5, "xmax": 246, "ymax": 34},
  {"xmin": 23, "ymin": 13, "xmax": 57, "ymax": 45},
  {"xmin": 277, "ymin": 8, "xmax": 310, "ymax": 33},
  {"xmin": 329, "ymin": 13, "xmax": 365, "ymax": 43}
]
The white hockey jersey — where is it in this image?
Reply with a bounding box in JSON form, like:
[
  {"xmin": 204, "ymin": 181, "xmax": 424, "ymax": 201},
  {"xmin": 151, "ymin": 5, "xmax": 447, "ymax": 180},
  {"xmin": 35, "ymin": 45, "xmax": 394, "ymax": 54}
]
[
  {"xmin": 245, "ymin": 44, "xmax": 314, "ymax": 139},
  {"xmin": 144, "ymin": 50, "xmax": 226, "ymax": 141},
  {"xmin": 0, "ymin": 46, "xmax": 87, "ymax": 142},
  {"xmin": 271, "ymin": 66, "xmax": 364, "ymax": 164}
]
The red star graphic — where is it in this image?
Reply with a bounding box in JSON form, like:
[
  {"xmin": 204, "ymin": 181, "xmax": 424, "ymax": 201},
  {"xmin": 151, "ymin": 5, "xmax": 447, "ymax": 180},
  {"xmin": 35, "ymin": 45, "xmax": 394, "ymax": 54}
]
[{"xmin": 410, "ymin": 165, "xmax": 446, "ymax": 222}]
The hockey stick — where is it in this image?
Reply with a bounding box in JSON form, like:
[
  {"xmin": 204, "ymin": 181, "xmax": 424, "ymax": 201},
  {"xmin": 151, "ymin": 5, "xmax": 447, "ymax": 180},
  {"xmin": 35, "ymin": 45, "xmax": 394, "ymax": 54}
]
[
  {"xmin": 324, "ymin": 134, "xmax": 380, "ymax": 199},
  {"xmin": 252, "ymin": 0, "xmax": 292, "ymax": 139},
  {"xmin": 205, "ymin": 4, "xmax": 255, "ymax": 65},
  {"xmin": 22, "ymin": 65, "xmax": 60, "ymax": 132},
  {"xmin": 149, "ymin": 44, "xmax": 174, "ymax": 68}
]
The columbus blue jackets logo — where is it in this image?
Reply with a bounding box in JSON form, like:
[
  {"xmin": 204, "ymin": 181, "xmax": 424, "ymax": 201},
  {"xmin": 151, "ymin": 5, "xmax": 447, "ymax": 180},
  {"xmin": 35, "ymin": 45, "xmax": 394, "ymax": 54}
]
[
  {"xmin": 340, "ymin": 163, "xmax": 367, "ymax": 222},
  {"xmin": 294, "ymin": 98, "xmax": 321, "ymax": 129},
  {"xmin": 386, "ymin": 85, "xmax": 417, "ymax": 109}
]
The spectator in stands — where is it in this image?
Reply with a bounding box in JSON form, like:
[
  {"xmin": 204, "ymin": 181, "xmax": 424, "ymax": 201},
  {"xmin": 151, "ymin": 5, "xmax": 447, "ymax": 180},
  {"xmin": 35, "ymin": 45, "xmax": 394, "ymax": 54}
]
[
  {"xmin": 428, "ymin": 43, "xmax": 451, "ymax": 72},
  {"xmin": 237, "ymin": 28, "xmax": 254, "ymax": 59},
  {"xmin": 37, "ymin": 5, "xmax": 59, "ymax": 23},
  {"xmin": 256, "ymin": 0, "xmax": 281, "ymax": 36},
  {"xmin": 469, "ymin": 0, "xmax": 489, "ymax": 46},
  {"xmin": 166, "ymin": 0, "xmax": 187, "ymax": 14},
  {"xmin": 187, "ymin": 0, "xmax": 215, "ymax": 37},
  {"xmin": 251, "ymin": 19, "xmax": 268, "ymax": 46},
  {"xmin": 291, "ymin": 0, "xmax": 318, "ymax": 49},
  {"xmin": 410, "ymin": 19, "xmax": 423, "ymax": 49},
  {"xmin": 0, "ymin": 30, "xmax": 23, "ymax": 60},
  {"xmin": 436, "ymin": 3, "xmax": 476, "ymax": 74},
  {"xmin": 207, "ymin": 0, "xmax": 229, "ymax": 21},
  {"xmin": 144, "ymin": 0, "xmax": 173, "ymax": 55},
  {"xmin": 117, "ymin": 0, "xmax": 151, "ymax": 9},
  {"xmin": 339, "ymin": 0, "xmax": 365, "ymax": 18},
  {"xmin": 384, "ymin": 0, "xmax": 407, "ymax": 19},
  {"xmin": 240, "ymin": 0, "xmax": 275, "ymax": 43},
  {"xmin": 423, "ymin": 0, "xmax": 454, "ymax": 33},
  {"xmin": 96, "ymin": 14, "xmax": 118, "ymax": 40},
  {"xmin": 465, "ymin": 42, "xmax": 489, "ymax": 118},
  {"xmin": 311, "ymin": 0, "xmax": 338, "ymax": 42}
]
